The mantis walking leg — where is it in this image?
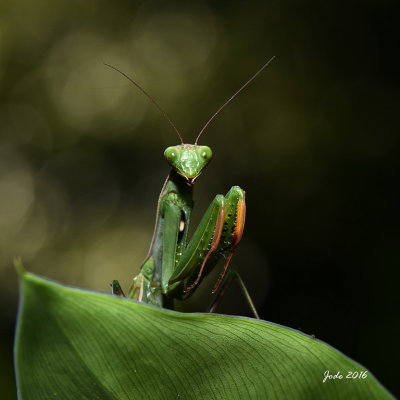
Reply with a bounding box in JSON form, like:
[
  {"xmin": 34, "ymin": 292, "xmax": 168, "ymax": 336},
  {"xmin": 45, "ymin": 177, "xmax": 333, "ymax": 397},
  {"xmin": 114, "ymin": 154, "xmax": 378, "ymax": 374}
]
[{"xmin": 207, "ymin": 270, "xmax": 260, "ymax": 319}]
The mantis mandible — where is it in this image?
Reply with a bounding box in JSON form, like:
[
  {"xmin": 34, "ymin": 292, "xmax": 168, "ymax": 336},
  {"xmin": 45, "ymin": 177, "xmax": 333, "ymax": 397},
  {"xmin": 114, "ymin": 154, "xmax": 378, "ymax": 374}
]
[{"xmin": 107, "ymin": 57, "xmax": 275, "ymax": 317}]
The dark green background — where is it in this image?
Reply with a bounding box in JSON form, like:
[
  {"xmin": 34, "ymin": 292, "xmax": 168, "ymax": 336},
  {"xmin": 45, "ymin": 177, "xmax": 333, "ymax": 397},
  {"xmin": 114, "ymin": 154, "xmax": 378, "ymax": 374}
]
[{"xmin": 1, "ymin": 1, "xmax": 398, "ymax": 398}]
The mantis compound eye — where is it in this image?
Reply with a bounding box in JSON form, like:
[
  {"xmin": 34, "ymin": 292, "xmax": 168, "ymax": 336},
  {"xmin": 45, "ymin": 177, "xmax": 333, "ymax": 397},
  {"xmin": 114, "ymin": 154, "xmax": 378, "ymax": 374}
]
[
  {"xmin": 198, "ymin": 146, "xmax": 212, "ymax": 162},
  {"xmin": 164, "ymin": 146, "xmax": 178, "ymax": 162}
]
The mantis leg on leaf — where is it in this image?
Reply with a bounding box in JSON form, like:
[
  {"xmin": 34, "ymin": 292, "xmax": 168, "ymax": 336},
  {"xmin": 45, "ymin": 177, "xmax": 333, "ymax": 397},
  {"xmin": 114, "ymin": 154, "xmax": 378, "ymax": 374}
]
[{"xmin": 108, "ymin": 57, "xmax": 275, "ymax": 318}]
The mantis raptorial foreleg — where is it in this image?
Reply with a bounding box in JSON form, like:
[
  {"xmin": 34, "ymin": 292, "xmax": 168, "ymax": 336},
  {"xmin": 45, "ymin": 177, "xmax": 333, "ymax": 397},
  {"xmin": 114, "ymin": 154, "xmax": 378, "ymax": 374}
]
[
  {"xmin": 107, "ymin": 56, "xmax": 275, "ymax": 317},
  {"xmin": 168, "ymin": 185, "xmax": 245, "ymax": 295}
]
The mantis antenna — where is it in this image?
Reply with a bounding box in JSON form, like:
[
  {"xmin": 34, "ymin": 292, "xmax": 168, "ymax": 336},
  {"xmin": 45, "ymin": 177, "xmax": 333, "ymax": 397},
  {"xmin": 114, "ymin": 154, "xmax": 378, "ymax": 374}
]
[
  {"xmin": 194, "ymin": 56, "xmax": 276, "ymax": 144},
  {"xmin": 104, "ymin": 63, "xmax": 184, "ymax": 144}
]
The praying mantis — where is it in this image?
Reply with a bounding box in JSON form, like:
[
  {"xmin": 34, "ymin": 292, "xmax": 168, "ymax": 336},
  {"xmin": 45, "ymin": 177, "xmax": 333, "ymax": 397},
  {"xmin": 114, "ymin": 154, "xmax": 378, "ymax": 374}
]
[{"xmin": 108, "ymin": 57, "xmax": 275, "ymax": 318}]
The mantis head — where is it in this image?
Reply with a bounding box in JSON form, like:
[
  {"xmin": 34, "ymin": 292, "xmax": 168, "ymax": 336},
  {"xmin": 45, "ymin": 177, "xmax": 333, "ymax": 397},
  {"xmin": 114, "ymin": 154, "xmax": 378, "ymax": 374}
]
[
  {"xmin": 104, "ymin": 57, "xmax": 274, "ymax": 185},
  {"xmin": 164, "ymin": 144, "xmax": 212, "ymax": 184}
]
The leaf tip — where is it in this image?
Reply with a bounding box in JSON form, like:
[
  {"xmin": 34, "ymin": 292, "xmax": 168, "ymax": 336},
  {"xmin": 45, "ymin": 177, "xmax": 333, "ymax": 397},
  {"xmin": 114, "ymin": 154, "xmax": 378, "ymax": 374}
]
[{"xmin": 14, "ymin": 257, "xmax": 26, "ymax": 277}]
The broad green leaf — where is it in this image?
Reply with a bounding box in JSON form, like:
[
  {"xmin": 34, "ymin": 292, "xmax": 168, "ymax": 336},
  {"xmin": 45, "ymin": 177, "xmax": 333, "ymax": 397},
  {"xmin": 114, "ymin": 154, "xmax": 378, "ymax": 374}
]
[{"xmin": 15, "ymin": 272, "xmax": 393, "ymax": 400}]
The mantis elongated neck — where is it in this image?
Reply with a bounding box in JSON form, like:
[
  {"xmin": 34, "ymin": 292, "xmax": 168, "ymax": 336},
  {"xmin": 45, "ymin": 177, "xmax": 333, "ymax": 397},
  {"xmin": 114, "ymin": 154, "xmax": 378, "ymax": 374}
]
[{"xmin": 167, "ymin": 169, "xmax": 195, "ymax": 199}]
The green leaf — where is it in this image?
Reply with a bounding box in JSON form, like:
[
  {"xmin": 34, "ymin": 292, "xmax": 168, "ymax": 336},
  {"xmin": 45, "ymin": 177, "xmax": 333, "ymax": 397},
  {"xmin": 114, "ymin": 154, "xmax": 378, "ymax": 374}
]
[{"xmin": 15, "ymin": 272, "xmax": 393, "ymax": 399}]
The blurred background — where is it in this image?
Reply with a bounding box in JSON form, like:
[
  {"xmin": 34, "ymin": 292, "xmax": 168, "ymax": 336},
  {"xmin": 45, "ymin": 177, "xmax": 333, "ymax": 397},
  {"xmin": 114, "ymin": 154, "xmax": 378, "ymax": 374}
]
[{"xmin": 1, "ymin": 0, "xmax": 399, "ymax": 397}]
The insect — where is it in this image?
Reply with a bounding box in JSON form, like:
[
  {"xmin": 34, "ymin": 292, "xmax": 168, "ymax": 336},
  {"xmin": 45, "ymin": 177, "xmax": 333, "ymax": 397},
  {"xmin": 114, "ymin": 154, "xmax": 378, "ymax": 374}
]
[{"xmin": 107, "ymin": 57, "xmax": 275, "ymax": 318}]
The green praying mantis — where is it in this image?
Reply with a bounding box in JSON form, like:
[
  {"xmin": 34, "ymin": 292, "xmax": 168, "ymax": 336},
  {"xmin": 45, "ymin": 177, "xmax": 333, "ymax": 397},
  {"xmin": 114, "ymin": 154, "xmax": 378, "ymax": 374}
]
[{"xmin": 107, "ymin": 57, "xmax": 275, "ymax": 318}]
